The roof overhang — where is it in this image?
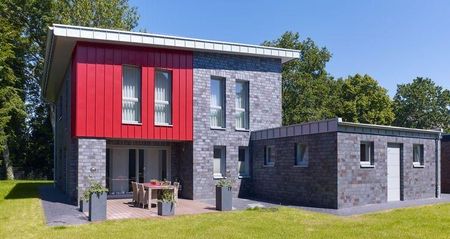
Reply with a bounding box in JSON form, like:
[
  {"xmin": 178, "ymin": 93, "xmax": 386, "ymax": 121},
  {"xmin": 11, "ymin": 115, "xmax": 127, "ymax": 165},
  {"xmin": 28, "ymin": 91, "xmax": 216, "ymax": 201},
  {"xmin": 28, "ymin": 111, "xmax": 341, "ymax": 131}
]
[{"xmin": 41, "ymin": 24, "xmax": 301, "ymax": 102}]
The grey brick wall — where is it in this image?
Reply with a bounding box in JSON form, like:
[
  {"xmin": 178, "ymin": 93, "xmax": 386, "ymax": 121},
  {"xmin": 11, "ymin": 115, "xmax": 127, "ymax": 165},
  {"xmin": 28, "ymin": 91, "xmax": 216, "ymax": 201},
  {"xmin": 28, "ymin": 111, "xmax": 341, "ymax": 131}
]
[
  {"xmin": 337, "ymin": 132, "xmax": 438, "ymax": 208},
  {"xmin": 250, "ymin": 132, "xmax": 338, "ymax": 208},
  {"xmin": 77, "ymin": 138, "xmax": 106, "ymax": 203},
  {"xmin": 192, "ymin": 52, "xmax": 282, "ymax": 199}
]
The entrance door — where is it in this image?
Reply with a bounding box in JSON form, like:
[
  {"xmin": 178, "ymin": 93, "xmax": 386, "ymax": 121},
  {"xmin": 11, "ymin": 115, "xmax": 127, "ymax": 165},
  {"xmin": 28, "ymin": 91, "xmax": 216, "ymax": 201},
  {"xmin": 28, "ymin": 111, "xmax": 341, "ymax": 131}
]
[
  {"xmin": 387, "ymin": 144, "xmax": 401, "ymax": 201},
  {"xmin": 143, "ymin": 148, "xmax": 170, "ymax": 182}
]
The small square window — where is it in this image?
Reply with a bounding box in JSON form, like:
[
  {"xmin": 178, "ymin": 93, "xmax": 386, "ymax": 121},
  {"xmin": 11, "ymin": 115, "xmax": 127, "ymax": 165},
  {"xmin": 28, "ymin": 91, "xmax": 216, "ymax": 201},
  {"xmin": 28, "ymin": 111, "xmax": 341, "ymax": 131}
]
[
  {"xmin": 360, "ymin": 142, "xmax": 374, "ymax": 167},
  {"xmin": 413, "ymin": 144, "xmax": 424, "ymax": 167},
  {"xmin": 213, "ymin": 146, "xmax": 226, "ymax": 178},
  {"xmin": 295, "ymin": 143, "xmax": 309, "ymax": 167},
  {"xmin": 264, "ymin": 146, "xmax": 275, "ymax": 166},
  {"xmin": 238, "ymin": 147, "xmax": 250, "ymax": 177}
]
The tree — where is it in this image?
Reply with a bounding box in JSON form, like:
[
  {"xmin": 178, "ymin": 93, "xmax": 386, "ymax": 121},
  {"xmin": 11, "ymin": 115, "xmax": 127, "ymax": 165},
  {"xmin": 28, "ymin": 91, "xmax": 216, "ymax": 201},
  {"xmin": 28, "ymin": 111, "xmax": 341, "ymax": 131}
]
[
  {"xmin": 393, "ymin": 77, "xmax": 450, "ymax": 132},
  {"xmin": 0, "ymin": 2, "xmax": 27, "ymax": 179},
  {"xmin": 263, "ymin": 32, "xmax": 337, "ymax": 125},
  {"xmin": 335, "ymin": 74, "xmax": 394, "ymax": 125}
]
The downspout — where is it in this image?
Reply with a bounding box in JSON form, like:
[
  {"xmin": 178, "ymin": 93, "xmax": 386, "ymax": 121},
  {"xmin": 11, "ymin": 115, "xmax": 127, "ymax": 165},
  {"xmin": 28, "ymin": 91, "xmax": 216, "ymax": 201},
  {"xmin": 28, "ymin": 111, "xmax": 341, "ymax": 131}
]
[{"xmin": 49, "ymin": 103, "xmax": 56, "ymax": 187}]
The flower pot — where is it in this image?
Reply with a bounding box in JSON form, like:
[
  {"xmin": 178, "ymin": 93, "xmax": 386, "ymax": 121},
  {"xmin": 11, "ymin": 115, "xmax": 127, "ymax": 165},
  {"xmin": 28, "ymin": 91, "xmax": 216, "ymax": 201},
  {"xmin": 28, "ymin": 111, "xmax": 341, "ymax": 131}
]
[
  {"xmin": 89, "ymin": 192, "xmax": 107, "ymax": 221},
  {"xmin": 79, "ymin": 199, "xmax": 89, "ymax": 213},
  {"xmin": 216, "ymin": 186, "xmax": 232, "ymax": 211},
  {"xmin": 157, "ymin": 201, "xmax": 175, "ymax": 216}
]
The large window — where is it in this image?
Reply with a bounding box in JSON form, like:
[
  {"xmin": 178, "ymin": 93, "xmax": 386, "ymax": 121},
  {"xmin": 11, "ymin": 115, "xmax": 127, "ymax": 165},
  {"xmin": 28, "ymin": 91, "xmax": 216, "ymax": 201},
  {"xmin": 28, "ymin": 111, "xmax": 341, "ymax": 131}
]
[
  {"xmin": 155, "ymin": 70, "xmax": 172, "ymax": 125},
  {"xmin": 295, "ymin": 143, "xmax": 309, "ymax": 167},
  {"xmin": 210, "ymin": 77, "xmax": 225, "ymax": 128},
  {"xmin": 213, "ymin": 146, "xmax": 226, "ymax": 178},
  {"xmin": 413, "ymin": 144, "xmax": 424, "ymax": 167},
  {"xmin": 235, "ymin": 81, "xmax": 249, "ymax": 130},
  {"xmin": 360, "ymin": 142, "xmax": 374, "ymax": 167},
  {"xmin": 122, "ymin": 65, "xmax": 141, "ymax": 123},
  {"xmin": 264, "ymin": 146, "xmax": 275, "ymax": 166},
  {"xmin": 238, "ymin": 147, "xmax": 250, "ymax": 177}
]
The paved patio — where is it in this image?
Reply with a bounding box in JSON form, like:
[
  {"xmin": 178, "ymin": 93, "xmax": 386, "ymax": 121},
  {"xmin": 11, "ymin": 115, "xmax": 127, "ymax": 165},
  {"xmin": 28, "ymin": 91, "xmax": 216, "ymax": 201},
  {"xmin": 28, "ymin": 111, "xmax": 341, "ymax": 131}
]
[{"xmin": 105, "ymin": 198, "xmax": 215, "ymax": 220}]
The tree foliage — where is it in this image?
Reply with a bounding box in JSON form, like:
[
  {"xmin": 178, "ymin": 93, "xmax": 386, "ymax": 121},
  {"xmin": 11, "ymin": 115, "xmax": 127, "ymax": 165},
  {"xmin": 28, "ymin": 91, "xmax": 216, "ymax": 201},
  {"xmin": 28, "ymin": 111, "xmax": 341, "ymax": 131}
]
[
  {"xmin": 393, "ymin": 77, "xmax": 450, "ymax": 132},
  {"xmin": 335, "ymin": 74, "xmax": 394, "ymax": 125},
  {"xmin": 263, "ymin": 32, "xmax": 337, "ymax": 125}
]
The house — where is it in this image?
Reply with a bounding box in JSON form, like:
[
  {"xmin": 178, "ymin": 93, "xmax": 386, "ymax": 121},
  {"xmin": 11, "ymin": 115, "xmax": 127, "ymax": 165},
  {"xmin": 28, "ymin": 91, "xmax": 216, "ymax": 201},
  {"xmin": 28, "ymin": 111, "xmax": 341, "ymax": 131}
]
[
  {"xmin": 250, "ymin": 118, "xmax": 442, "ymax": 208},
  {"xmin": 42, "ymin": 24, "xmax": 442, "ymax": 209},
  {"xmin": 42, "ymin": 24, "xmax": 299, "ymax": 203},
  {"xmin": 441, "ymin": 134, "xmax": 450, "ymax": 193}
]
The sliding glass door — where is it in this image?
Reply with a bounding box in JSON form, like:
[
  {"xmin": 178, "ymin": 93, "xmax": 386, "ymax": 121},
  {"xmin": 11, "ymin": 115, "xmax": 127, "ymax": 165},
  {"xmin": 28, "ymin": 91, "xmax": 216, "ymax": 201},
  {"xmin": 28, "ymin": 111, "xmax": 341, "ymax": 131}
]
[{"xmin": 107, "ymin": 147, "xmax": 170, "ymax": 195}]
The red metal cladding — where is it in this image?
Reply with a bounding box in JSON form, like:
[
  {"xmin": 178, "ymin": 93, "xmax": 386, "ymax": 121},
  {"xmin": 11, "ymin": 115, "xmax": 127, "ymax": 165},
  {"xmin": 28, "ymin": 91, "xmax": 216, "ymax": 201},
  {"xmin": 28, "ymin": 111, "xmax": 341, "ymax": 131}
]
[{"xmin": 72, "ymin": 42, "xmax": 193, "ymax": 141}]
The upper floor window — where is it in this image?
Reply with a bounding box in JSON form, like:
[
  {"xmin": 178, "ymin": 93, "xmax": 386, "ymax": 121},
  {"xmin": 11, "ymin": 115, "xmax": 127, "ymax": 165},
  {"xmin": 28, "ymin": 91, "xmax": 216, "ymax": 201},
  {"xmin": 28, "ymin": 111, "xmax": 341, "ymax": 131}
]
[
  {"xmin": 155, "ymin": 70, "xmax": 172, "ymax": 125},
  {"xmin": 360, "ymin": 141, "xmax": 374, "ymax": 167},
  {"xmin": 235, "ymin": 81, "xmax": 249, "ymax": 130},
  {"xmin": 210, "ymin": 77, "xmax": 225, "ymax": 128},
  {"xmin": 264, "ymin": 146, "xmax": 275, "ymax": 166},
  {"xmin": 413, "ymin": 144, "xmax": 424, "ymax": 167},
  {"xmin": 295, "ymin": 143, "xmax": 309, "ymax": 167},
  {"xmin": 122, "ymin": 65, "xmax": 141, "ymax": 123}
]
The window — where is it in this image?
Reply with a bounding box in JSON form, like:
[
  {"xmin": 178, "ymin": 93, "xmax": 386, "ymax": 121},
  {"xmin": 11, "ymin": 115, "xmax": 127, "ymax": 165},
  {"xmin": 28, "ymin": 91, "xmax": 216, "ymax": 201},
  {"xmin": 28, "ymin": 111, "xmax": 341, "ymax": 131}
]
[
  {"xmin": 213, "ymin": 146, "xmax": 226, "ymax": 178},
  {"xmin": 122, "ymin": 65, "xmax": 141, "ymax": 123},
  {"xmin": 210, "ymin": 77, "xmax": 225, "ymax": 128},
  {"xmin": 238, "ymin": 147, "xmax": 250, "ymax": 177},
  {"xmin": 155, "ymin": 70, "xmax": 172, "ymax": 125},
  {"xmin": 264, "ymin": 146, "xmax": 275, "ymax": 166},
  {"xmin": 360, "ymin": 142, "xmax": 374, "ymax": 167},
  {"xmin": 295, "ymin": 143, "xmax": 309, "ymax": 167},
  {"xmin": 235, "ymin": 81, "xmax": 249, "ymax": 130},
  {"xmin": 413, "ymin": 144, "xmax": 424, "ymax": 167}
]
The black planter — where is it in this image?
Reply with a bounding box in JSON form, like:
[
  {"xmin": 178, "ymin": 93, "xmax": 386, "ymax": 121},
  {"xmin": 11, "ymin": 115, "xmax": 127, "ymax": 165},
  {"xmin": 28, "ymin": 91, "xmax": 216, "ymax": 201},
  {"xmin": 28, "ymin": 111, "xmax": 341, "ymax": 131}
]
[
  {"xmin": 79, "ymin": 199, "xmax": 89, "ymax": 213},
  {"xmin": 157, "ymin": 202, "xmax": 175, "ymax": 216},
  {"xmin": 89, "ymin": 192, "xmax": 107, "ymax": 221},
  {"xmin": 216, "ymin": 186, "xmax": 232, "ymax": 211}
]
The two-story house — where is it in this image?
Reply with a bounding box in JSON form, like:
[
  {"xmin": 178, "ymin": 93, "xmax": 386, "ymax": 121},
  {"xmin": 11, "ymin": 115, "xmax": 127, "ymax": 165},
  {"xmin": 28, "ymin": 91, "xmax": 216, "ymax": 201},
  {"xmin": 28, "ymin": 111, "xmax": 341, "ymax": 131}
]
[{"xmin": 42, "ymin": 24, "xmax": 299, "ymax": 203}]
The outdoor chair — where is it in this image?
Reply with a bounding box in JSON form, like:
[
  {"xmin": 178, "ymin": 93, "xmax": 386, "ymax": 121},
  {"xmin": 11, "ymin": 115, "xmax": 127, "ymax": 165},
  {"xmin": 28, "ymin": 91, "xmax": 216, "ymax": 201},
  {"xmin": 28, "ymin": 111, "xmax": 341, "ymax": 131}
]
[
  {"xmin": 173, "ymin": 182, "xmax": 180, "ymax": 203},
  {"xmin": 137, "ymin": 183, "xmax": 149, "ymax": 209},
  {"xmin": 131, "ymin": 181, "xmax": 139, "ymax": 206}
]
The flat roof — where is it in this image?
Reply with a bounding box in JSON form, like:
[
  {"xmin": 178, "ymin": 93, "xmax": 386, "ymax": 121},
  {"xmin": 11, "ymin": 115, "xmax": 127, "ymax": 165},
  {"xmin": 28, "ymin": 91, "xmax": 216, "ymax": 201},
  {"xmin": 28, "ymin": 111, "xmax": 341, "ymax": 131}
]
[
  {"xmin": 42, "ymin": 24, "xmax": 301, "ymax": 102},
  {"xmin": 251, "ymin": 118, "xmax": 443, "ymax": 141}
]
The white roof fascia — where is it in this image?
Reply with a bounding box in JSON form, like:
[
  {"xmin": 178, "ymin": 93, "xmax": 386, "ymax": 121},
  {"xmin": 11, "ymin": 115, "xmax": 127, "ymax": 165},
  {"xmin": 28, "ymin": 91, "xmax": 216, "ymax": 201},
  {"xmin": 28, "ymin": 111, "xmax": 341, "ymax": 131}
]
[{"xmin": 51, "ymin": 24, "xmax": 301, "ymax": 63}]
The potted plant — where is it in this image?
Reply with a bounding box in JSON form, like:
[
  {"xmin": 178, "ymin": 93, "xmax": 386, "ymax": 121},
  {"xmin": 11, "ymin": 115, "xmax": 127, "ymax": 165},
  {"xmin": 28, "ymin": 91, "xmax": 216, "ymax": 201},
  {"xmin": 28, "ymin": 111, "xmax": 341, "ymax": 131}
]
[
  {"xmin": 157, "ymin": 189, "xmax": 175, "ymax": 216},
  {"xmin": 150, "ymin": 179, "xmax": 159, "ymax": 186},
  {"xmin": 216, "ymin": 177, "xmax": 232, "ymax": 211},
  {"xmin": 84, "ymin": 181, "xmax": 108, "ymax": 221}
]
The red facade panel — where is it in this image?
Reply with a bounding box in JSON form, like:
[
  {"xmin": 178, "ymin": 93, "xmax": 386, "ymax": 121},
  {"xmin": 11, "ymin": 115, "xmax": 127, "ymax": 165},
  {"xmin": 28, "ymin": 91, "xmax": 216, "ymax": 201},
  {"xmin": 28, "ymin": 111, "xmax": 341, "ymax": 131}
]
[{"xmin": 72, "ymin": 42, "xmax": 193, "ymax": 141}]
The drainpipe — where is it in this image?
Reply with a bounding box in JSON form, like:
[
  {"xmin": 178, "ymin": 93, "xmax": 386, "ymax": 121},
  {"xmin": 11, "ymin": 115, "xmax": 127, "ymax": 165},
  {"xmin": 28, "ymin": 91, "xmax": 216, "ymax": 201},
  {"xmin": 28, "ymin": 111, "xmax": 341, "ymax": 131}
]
[
  {"xmin": 49, "ymin": 102, "xmax": 56, "ymax": 187},
  {"xmin": 435, "ymin": 131, "xmax": 442, "ymax": 198}
]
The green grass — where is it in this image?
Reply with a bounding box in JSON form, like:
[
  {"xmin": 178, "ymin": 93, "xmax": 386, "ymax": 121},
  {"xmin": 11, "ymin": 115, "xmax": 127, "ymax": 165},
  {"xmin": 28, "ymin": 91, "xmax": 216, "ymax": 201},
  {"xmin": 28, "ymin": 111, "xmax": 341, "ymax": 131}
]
[{"xmin": 1, "ymin": 180, "xmax": 450, "ymax": 239}]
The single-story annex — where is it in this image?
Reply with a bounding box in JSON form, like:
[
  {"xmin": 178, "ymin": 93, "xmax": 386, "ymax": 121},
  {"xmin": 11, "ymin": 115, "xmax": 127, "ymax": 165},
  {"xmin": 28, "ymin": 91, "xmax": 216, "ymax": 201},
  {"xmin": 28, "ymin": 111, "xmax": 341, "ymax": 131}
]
[{"xmin": 41, "ymin": 24, "xmax": 443, "ymax": 210}]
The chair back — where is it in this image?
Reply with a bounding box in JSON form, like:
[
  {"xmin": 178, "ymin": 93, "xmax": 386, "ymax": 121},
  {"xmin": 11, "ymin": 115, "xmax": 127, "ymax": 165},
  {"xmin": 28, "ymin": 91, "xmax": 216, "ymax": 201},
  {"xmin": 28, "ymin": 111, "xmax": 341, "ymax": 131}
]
[{"xmin": 131, "ymin": 181, "xmax": 138, "ymax": 202}]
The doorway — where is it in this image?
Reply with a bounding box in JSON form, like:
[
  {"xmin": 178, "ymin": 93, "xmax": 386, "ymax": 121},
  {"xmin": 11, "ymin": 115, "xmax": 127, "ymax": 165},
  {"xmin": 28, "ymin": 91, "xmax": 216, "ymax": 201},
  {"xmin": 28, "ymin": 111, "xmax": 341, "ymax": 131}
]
[
  {"xmin": 387, "ymin": 144, "xmax": 402, "ymax": 202},
  {"xmin": 106, "ymin": 146, "xmax": 171, "ymax": 195}
]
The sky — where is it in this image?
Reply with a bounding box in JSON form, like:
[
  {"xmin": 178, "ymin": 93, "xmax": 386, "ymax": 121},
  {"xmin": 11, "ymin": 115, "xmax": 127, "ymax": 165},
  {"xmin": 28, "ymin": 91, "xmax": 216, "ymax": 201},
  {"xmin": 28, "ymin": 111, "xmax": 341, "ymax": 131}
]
[{"xmin": 131, "ymin": 0, "xmax": 450, "ymax": 96}]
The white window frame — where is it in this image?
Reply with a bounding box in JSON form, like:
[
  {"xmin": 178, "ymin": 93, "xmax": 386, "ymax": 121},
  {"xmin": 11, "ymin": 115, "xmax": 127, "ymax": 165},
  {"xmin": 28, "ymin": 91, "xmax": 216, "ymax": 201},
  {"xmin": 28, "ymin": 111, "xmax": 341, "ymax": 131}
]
[
  {"xmin": 210, "ymin": 77, "xmax": 226, "ymax": 129},
  {"xmin": 213, "ymin": 146, "xmax": 226, "ymax": 178},
  {"xmin": 413, "ymin": 144, "xmax": 424, "ymax": 167},
  {"xmin": 294, "ymin": 143, "xmax": 309, "ymax": 167},
  {"xmin": 264, "ymin": 146, "xmax": 275, "ymax": 166},
  {"xmin": 360, "ymin": 142, "xmax": 374, "ymax": 167},
  {"xmin": 154, "ymin": 69, "xmax": 172, "ymax": 126},
  {"xmin": 238, "ymin": 147, "xmax": 250, "ymax": 178},
  {"xmin": 122, "ymin": 65, "xmax": 141, "ymax": 124},
  {"xmin": 235, "ymin": 80, "xmax": 249, "ymax": 130}
]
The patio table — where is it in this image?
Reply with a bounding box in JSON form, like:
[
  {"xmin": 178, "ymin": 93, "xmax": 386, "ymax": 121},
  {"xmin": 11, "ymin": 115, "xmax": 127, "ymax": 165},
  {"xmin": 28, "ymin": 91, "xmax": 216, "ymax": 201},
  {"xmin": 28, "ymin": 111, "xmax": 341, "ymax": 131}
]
[{"xmin": 142, "ymin": 183, "xmax": 176, "ymax": 201}]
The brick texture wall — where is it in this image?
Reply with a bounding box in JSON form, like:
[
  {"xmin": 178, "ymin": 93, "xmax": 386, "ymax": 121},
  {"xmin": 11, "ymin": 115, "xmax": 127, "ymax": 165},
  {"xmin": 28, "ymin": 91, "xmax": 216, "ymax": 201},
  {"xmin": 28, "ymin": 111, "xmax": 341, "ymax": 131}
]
[
  {"xmin": 192, "ymin": 52, "xmax": 282, "ymax": 199},
  {"xmin": 250, "ymin": 132, "xmax": 338, "ymax": 208},
  {"xmin": 337, "ymin": 132, "xmax": 438, "ymax": 208},
  {"xmin": 441, "ymin": 139, "xmax": 450, "ymax": 193}
]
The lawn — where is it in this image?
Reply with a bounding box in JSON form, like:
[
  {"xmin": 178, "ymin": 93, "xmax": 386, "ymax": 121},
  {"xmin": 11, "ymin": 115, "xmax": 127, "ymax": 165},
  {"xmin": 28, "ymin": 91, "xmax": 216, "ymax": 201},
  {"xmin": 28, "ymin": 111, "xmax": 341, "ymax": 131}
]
[{"xmin": 1, "ymin": 181, "xmax": 450, "ymax": 239}]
